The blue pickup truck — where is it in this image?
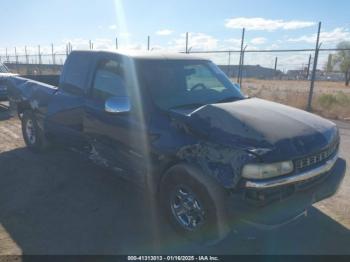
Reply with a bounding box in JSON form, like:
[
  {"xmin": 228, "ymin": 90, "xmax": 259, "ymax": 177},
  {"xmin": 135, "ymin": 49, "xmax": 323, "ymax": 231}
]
[{"xmin": 6, "ymin": 50, "xmax": 346, "ymax": 243}]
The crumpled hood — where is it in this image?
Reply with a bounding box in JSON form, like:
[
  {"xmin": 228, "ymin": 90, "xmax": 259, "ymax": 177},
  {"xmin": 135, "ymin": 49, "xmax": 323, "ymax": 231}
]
[{"xmin": 170, "ymin": 98, "xmax": 338, "ymax": 162}]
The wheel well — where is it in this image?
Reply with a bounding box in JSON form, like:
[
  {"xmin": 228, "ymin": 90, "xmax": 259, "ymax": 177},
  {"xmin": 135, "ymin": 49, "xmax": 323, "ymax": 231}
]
[
  {"xmin": 16, "ymin": 101, "xmax": 31, "ymax": 117},
  {"xmin": 159, "ymin": 162, "xmax": 228, "ymax": 198},
  {"xmin": 153, "ymin": 159, "xmax": 182, "ymax": 194}
]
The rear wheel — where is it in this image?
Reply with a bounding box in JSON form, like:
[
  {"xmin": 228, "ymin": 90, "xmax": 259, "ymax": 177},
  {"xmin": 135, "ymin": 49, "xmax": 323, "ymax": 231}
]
[
  {"xmin": 21, "ymin": 110, "xmax": 49, "ymax": 152},
  {"xmin": 160, "ymin": 164, "xmax": 231, "ymax": 245}
]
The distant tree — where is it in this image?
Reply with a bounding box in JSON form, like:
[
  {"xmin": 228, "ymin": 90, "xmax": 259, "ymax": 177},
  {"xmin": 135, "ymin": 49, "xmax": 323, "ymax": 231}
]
[
  {"xmin": 334, "ymin": 41, "xmax": 350, "ymax": 86},
  {"xmin": 324, "ymin": 54, "xmax": 333, "ymax": 73}
]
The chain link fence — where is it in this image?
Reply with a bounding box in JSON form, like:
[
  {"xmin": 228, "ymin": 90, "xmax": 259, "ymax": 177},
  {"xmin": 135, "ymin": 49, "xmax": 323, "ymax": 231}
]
[{"xmin": 0, "ymin": 22, "xmax": 349, "ymax": 118}]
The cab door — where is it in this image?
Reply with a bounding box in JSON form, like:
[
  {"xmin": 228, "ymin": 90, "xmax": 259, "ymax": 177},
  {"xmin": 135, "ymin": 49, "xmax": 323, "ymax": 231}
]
[{"xmin": 83, "ymin": 55, "xmax": 148, "ymax": 177}]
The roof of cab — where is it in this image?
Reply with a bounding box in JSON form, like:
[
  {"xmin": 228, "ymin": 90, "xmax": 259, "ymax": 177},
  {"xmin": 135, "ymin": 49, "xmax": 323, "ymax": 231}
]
[{"xmin": 70, "ymin": 50, "xmax": 209, "ymax": 61}]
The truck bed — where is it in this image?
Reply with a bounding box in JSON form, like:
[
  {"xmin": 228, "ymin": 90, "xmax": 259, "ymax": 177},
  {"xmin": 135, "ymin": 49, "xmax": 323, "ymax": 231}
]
[
  {"xmin": 22, "ymin": 74, "xmax": 60, "ymax": 87},
  {"xmin": 6, "ymin": 76, "xmax": 58, "ymax": 107}
]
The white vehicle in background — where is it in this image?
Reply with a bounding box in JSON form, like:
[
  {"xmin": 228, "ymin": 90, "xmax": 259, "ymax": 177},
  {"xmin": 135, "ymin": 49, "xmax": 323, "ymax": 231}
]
[{"xmin": 0, "ymin": 62, "xmax": 16, "ymax": 101}]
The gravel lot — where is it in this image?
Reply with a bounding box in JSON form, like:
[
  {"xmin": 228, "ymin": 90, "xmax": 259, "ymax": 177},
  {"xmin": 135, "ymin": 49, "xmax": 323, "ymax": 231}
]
[{"xmin": 0, "ymin": 102, "xmax": 349, "ymax": 255}]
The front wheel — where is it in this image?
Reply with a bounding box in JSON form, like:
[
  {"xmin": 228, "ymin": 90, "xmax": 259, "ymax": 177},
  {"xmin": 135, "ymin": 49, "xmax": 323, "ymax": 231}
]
[
  {"xmin": 160, "ymin": 164, "xmax": 231, "ymax": 245},
  {"xmin": 21, "ymin": 110, "xmax": 49, "ymax": 152}
]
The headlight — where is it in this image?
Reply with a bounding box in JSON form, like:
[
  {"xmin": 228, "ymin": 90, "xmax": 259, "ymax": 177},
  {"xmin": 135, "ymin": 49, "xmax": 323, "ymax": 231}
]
[{"xmin": 242, "ymin": 161, "xmax": 294, "ymax": 180}]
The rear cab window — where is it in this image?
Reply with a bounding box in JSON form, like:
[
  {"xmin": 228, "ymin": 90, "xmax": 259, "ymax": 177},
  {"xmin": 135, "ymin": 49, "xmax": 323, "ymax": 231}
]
[{"xmin": 60, "ymin": 52, "xmax": 95, "ymax": 95}]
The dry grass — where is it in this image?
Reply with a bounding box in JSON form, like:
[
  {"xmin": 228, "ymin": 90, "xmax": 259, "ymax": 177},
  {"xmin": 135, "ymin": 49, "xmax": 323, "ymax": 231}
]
[{"xmin": 240, "ymin": 79, "xmax": 350, "ymax": 120}]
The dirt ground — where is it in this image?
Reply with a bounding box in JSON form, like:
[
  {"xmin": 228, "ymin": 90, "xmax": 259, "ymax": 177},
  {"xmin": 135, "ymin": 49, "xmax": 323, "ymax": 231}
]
[
  {"xmin": 241, "ymin": 79, "xmax": 350, "ymax": 120},
  {"xmin": 0, "ymin": 102, "xmax": 349, "ymax": 255},
  {"xmin": 243, "ymin": 79, "xmax": 350, "ymax": 94}
]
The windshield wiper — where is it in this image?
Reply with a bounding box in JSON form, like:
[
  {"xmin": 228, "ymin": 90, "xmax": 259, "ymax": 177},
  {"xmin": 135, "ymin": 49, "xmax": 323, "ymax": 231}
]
[
  {"xmin": 215, "ymin": 96, "xmax": 241, "ymax": 104},
  {"xmin": 170, "ymin": 103, "xmax": 205, "ymax": 110},
  {"xmin": 169, "ymin": 97, "xmax": 241, "ymax": 110}
]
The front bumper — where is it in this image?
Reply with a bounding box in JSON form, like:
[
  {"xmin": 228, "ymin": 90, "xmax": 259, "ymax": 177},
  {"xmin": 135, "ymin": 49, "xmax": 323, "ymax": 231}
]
[{"xmin": 228, "ymin": 158, "xmax": 346, "ymax": 228}]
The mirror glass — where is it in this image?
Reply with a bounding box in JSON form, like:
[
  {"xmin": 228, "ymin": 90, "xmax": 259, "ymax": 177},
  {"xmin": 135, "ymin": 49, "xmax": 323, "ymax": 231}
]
[{"xmin": 105, "ymin": 96, "xmax": 131, "ymax": 114}]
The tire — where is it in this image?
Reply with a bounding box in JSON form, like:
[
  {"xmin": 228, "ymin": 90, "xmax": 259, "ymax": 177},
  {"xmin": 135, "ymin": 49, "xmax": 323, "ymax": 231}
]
[
  {"xmin": 21, "ymin": 110, "xmax": 49, "ymax": 152},
  {"xmin": 160, "ymin": 163, "xmax": 231, "ymax": 245}
]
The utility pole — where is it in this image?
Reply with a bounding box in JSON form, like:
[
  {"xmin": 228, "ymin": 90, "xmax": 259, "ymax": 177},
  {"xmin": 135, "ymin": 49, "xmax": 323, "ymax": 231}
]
[
  {"xmin": 307, "ymin": 22, "xmax": 322, "ymax": 112},
  {"xmin": 116, "ymin": 37, "xmax": 118, "ymax": 50},
  {"xmin": 147, "ymin": 36, "xmax": 150, "ymax": 51}
]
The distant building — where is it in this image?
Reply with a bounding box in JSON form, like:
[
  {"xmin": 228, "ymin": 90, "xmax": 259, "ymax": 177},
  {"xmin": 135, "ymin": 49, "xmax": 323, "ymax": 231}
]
[
  {"xmin": 219, "ymin": 65, "xmax": 283, "ymax": 79},
  {"xmin": 286, "ymin": 69, "xmax": 309, "ymax": 80},
  {"xmin": 286, "ymin": 68, "xmax": 345, "ymax": 81}
]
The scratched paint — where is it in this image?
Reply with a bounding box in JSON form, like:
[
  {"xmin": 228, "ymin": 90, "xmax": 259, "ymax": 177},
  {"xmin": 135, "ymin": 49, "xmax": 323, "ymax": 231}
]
[{"xmin": 176, "ymin": 142, "xmax": 255, "ymax": 188}]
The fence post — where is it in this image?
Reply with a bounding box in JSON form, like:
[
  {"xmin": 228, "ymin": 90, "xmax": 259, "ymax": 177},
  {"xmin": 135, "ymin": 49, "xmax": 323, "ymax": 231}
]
[
  {"xmin": 307, "ymin": 22, "xmax": 322, "ymax": 112},
  {"xmin": 25, "ymin": 46, "xmax": 29, "ymax": 64},
  {"xmin": 66, "ymin": 42, "xmax": 72, "ymax": 54},
  {"xmin": 306, "ymin": 54, "xmax": 312, "ymax": 79},
  {"xmin": 147, "ymin": 36, "xmax": 150, "ymax": 51},
  {"xmin": 227, "ymin": 51, "xmax": 231, "ymax": 77},
  {"xmin": 38, "ymin": 45, "xmax": 42, "ymax": 75},
  {"xmin": 15, "ymin": 47, "xmax": 19, "ymax": 74},
  {"xmin": 274, "ymin": 56, "xmax": 278, "ymax": 77},
  {"xmin": 15, "ymin": 47, "xmax": 18, "ymax": 64},
  {"xmin": 52, "ymin": 43, "xmax": 55, "ymax": 65},
  {"xmin": 185, "ymin": 32, "xmax": 189, "ymax": 53},
  {"xmin": 38, "ymin": 45, "xmax": 42, "ymax": 64},
  {"xmin": 240, "ymin": 45, "xmax": 247, "ymax": 87},
  {"xmin": 237, "ymin": 28, "xmax": 245, "ymax": 84}
]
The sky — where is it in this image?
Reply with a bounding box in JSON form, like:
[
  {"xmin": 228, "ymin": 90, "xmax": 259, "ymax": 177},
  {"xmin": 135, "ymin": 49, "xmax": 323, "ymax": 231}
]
[{"xmin": 1, "ymin": 0, "xmax": 350, "ymax": 69}]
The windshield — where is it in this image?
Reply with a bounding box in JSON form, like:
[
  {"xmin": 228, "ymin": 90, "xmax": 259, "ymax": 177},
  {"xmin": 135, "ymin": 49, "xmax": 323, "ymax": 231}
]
[
  {"xmin": 0, "ymin": 63, "xmax": 9, "ymax": 73},
  {"xmin": 137, "ymin": 60, "xmax": 244, "ymax": 110}
]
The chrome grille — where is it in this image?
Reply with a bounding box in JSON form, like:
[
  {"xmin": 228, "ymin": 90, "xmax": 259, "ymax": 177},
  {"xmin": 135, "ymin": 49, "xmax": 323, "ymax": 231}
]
[{"xmin": 295, "ymin": 141, "xmax": 339, "ymax": 170}]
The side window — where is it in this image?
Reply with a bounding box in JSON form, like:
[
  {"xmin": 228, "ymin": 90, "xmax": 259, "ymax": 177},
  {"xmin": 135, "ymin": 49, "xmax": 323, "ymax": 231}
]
[
  {"xmin": 185, "ymin": 64, "xmax": 226, "ymax": 92},
  {"xmin": 91, "ymin": 59, "xmax": 127, "ymax": 101}
]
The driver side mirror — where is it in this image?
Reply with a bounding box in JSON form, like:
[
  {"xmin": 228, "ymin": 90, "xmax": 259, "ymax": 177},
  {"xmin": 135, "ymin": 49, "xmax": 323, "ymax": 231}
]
[{"xmin": 105, "ymin": 96, "xmax": 131, "ymax": 114}]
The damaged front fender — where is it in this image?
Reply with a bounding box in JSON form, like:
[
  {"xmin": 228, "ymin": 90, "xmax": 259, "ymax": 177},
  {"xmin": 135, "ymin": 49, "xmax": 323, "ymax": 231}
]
[{"xmin": 176, "ymin": 142, "xmax": 257, "ymax": 189}]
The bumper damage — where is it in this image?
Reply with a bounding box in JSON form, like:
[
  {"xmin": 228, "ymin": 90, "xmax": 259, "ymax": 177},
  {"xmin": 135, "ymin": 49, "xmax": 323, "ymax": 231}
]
[{"xmin": 228, "ymin": 158, "xmax": 346, "ymax": 228}]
